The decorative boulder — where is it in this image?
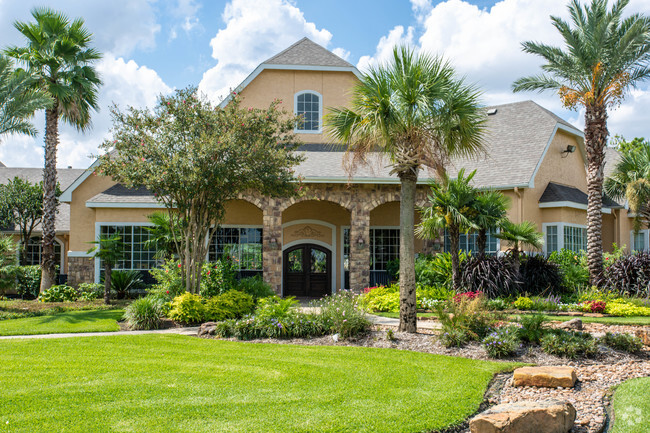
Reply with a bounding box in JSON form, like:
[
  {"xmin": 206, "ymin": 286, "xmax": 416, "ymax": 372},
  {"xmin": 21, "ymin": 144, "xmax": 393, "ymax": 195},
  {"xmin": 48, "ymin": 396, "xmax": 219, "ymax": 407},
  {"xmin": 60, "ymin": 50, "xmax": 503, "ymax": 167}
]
[
  {"xmin": 513, "ymin": 366, "xmax": 577, "ymax": 388},
  {"xmin": 557, "ymin": 318, "xmax": 583, "ymax": 330},
  {"xmin": 636, "ymin": 328, "xmax": 650, "ymax": 346},
  {"xmin": 470, "ymin": 399, "xmax": 576, "ymax": 433},
  {"xmin": 198, "ymin": 322, "xmax": 218, "ymax": 337}
]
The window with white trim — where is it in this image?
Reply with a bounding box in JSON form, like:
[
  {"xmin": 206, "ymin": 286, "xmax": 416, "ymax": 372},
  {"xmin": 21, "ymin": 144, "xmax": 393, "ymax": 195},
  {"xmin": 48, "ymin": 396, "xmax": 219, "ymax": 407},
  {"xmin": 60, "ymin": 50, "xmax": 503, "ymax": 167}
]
[
  {"xmin": 564, "ymin": 225, "xmax": 587, "ymax": 252},
  {"xmin": 370, "ymin": 228, "xmax": 400, "ymax": 271},
  {"xmin": 208, "ymin": 227, "xmax": 262, "ymax": 271},
  {"xmin": 631, "ymin": 230, "xmax": 649, "ymax": 252},
  {"xmin": 444, "ymin": 230, "xmax": 500, "ymax": 255},
  {"xmin": 99, "ymin": 225, "xmax": 157, "ymax": 271},
  {"xmin": 23, "ymin": 237, "xmax": 62, "ymax": 267},
  {"xmin": 543, "ymin": 223, "xmax": 587, "ymax": 254},
  {"xmin": 294, "ymin": 91, "xmax": 321, "ymax": 132}
]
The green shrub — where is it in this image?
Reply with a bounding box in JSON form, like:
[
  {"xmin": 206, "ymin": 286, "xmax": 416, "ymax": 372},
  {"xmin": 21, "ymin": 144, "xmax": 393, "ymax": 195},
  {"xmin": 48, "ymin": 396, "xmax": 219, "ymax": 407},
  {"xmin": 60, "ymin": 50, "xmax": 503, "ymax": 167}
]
[
  {"xmin": 541, "ymin": 330, "xmax": 598, "ymax": 359},
  {"xmin": 517, "ymin": 313, "xmax": 547, "ymax": 344},
  {"xmin": 236, "ymin": 275, "xmax": 274, "ymax": 300},
  {"xmin": 360, "ymin": 285, "xmax": 399, "ymax": 313},
  {"xmin": 439, "ymin": 328, "xmax": 470, "ymax": 348},
  {"xmin": 38, "ymin": 285, "xmax": 78, "ymax": 302},
  {"xmin": 482, "ymin": 327, "xmax": 521, "ymax": 358},
  {"xmin": 386, "ymin": 258, "xmax": 400, "ymax": 282},
  {"xmin": 435, "ymin": 296, "xmax": 498, "ymax": 345},
  {"xmin": 200, "ymin": 258, "xmax": 237, "ymax": 297},
  {"xmin": 167, "ymin": 292, "xmax": 206, "ymax": 324},
  {"xmin": 13, "ymin": 266, "xmax": 41, "ymax": 300},
  {"xmin": 485, "ymin": 298, "xmax": 509, "ymax": 311},
  {"xmin": 514, "ymin": 296, "xmax": 535, "ymax": 311},
  {"xmin": 548, "ymin": 249, "xmax": 589, "ymax": 289},
  {"xmin": 415, "ymin": 252, "xmax": 467, "ymax": 288},
  {"xmin": 110, "ymin": 270, "xmax": 143, "ymax": 299},
  {"xmin": 205, "ymin": 290, "xmax": 255, "ymax": 321},
  {"xmin": 77, "ymin": 283, "xmax": 103, "ymax": 301},
  {"xmin": 149, "ymin": 260, "xmax": 185, "ymax": 298},
  {"xmin": 310, "ymin": 291, "xmax": 370, "ymax": 338},
  {"xmin": 417, "ymin": 284, "xmax": 453, "ymax": 301},
  {"xmin": 605, "ymin": 299, "xmax": 650, "ymax": 317},
  {"xmin": 600, "ymin": 332, "xmax": 643, "ymax": 353},
  {"xmin": 124, "ymin": 297, "xmax": 163, "ymax": 330},
  {"xmin": 360, "ymin": 285, "xmax": 399, "ymax": 312},
  {"xmin": 214, "ymin": 310, "xmax": 323, "ymax": 340}
]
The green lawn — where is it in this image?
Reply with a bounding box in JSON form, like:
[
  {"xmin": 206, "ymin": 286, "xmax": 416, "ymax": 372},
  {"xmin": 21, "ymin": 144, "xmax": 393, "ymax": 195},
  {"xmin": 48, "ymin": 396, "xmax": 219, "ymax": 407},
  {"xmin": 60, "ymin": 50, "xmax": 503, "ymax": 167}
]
[
  {"xmin": 612, "ymin": 377, "xmax": 650, "ymax": 433},
  {"xmin": 0, "ymin": 309, "xmax": 124, "ymax": 336},
  {"xmin": 0, "ymin": 334, "xmax": 517, "ymax": 433},
  {"xmin": 373, "ymin": 311, "xmax": 650, "ymax": 325}
]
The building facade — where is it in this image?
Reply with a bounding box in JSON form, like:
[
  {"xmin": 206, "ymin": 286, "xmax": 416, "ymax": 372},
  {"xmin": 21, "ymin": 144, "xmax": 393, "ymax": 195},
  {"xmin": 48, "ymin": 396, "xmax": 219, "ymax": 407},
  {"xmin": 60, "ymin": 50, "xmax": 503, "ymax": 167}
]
[{"xmin": 3, "ymin": 38, "xmax": 641, "ymax": 295}]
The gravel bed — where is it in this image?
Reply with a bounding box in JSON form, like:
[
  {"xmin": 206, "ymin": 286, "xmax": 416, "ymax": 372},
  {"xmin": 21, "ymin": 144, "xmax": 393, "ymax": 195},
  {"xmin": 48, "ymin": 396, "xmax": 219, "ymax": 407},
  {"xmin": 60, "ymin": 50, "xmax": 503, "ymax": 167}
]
[{"xmin": 497, "ymin": 360, "xmax": 650, "ymax": 433}]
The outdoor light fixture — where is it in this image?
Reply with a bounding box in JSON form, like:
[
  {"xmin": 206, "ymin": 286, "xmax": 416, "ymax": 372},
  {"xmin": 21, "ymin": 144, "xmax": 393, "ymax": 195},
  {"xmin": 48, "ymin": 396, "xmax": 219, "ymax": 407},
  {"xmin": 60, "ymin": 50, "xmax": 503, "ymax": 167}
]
[
  {"xmin": 356, "ymin": 236, "xmax": 365, "ymax": 248},
  {"xmin": 561, "ymin": 144, "xmax": 576, "ymax": 158},
  {"xmin": 269, "ymin": 237, "xmax": 278, "ymax": 249}
]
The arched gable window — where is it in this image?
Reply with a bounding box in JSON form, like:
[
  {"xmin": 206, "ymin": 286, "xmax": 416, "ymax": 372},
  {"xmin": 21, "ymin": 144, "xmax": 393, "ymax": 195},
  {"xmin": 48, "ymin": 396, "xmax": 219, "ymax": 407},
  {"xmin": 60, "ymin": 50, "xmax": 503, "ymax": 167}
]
[{"xmin": 294, "ymin": 90, "xmax": 322, "ymax": 133}]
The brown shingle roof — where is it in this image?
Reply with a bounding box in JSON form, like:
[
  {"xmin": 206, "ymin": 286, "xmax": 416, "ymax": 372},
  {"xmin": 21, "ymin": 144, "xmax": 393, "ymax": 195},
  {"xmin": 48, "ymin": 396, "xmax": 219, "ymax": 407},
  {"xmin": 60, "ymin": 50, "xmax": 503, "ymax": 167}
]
[
  {"xmin": 262, "ymin": 37, "xmax": 353, "ymax": 68},
  {"xmin": 87, "ymin": 184, "xmax": 157, "ymax": 204}
]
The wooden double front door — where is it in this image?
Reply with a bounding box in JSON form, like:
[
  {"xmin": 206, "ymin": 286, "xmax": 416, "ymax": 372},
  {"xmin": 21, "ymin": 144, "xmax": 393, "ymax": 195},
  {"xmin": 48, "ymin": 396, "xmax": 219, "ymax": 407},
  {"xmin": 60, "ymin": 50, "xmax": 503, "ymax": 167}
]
[{"xmin": 283, "ymin": 244, "xmax": 331, "ymax": 298}]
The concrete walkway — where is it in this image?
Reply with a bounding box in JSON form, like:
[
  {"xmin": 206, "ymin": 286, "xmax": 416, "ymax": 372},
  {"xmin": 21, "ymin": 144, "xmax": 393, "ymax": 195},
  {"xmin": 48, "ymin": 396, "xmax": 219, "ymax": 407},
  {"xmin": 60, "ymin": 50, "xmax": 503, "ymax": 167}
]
[
  {"xmin": 0, "ymin": 326, "xmax": 199, "ymax": 340},
  {"xmin": 368, "ymin": 314, "xmax": 442, "ymax": 330}
]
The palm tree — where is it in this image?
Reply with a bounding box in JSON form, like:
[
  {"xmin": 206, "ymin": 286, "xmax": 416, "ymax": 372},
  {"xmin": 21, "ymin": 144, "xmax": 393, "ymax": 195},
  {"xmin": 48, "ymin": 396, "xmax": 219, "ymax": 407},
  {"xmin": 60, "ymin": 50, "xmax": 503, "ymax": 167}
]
[
  {"xmin": 473, "ymin": 190, "xmax": 509, "ymax": 258},
  {"xmin": 605, "ymin": 142, "xmax": 650, "ymax": 231},
  {"xmin": 325, "ymin": 47, "xmax": 486, "ymax": 333},
  {"xmin": 88, "ymin": 234, "xmax": 124, "ymax": 305},
  {"xmin": 6, "ymin": 8, "xmax": 102, "ymax": 292},
  {"xmin": 416, "ymin": 169, "xmax": 479, "ymax": 291},
  {"xmin": 496, "ymin": 221, "xmax": 544, "ymax": 275},
  {"xmin": 0, "ymin": 55, "xmax": 50, "ymax": 140},
  {"xmin": 144, "ymin": 212, "xmax": 179, "ymax": 260},
  {"xmin": 513, "ymin": 0, "xmax": 650, "ymax": 285}
]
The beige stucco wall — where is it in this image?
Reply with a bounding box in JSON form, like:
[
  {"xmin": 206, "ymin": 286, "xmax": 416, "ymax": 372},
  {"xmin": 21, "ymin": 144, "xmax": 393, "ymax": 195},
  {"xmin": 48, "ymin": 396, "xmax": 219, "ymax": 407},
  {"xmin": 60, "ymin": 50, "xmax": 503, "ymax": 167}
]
[
  {"xmin": 238, "ymin": 69, "xmax": 358, "ymax": 144},
  {"xmin": 68, "ymin": 173, "xmax": 117, "ymax": 252}
]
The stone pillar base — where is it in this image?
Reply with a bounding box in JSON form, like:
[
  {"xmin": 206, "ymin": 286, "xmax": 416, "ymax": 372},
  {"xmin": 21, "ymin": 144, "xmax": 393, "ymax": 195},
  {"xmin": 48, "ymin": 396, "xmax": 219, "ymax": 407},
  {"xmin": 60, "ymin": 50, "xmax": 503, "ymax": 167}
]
[{"xmin": 67, "ymin": 257, "xmax": 95, "ymax": 287}]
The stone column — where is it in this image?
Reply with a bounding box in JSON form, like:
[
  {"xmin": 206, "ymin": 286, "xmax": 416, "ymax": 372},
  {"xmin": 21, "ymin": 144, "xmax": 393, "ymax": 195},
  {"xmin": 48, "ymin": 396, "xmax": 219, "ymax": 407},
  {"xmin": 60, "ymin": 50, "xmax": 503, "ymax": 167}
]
[
  {"xmin": 67, "ymin": 256, "xmax": 95, "ymax": 287},
  {"xmin": 349, "ymin": 205, "xmax": 370, "ymax": 291},
  {"xmin": 262, "ymin": 198, "xmax": 283, "ymax": 295}
]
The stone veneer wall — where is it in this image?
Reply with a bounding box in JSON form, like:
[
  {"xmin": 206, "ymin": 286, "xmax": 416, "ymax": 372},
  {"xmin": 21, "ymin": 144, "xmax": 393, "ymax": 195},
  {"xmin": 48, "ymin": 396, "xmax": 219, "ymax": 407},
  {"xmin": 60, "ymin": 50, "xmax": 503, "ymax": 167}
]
[
  {"xmin": 67, "ymin": 257, "xmax": 94, "ymax": 287},
  {"xmin": 242, "ymin": 183, "xmax": 437, "ymax": 294}
]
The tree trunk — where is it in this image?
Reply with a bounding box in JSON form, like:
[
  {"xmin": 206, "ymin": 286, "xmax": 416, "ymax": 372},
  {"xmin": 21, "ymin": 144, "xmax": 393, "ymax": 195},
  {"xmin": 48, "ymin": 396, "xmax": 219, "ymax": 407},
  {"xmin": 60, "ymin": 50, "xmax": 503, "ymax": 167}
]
[
  {"xmin": 398, "ymin": 174, "xmax": 417, "ymax": 333},
  {"xmin": 40, "ymin": 104, "xmax": 59, "ymax": 293},
  {"xmin": 477, "ymin": 229, "xmax": 487, "ymax": 259},
  {"xmin": 104, "ymin": 263, "xmax": 112, "ymax": 305},
  {"xmin": 450, "ymin": 225, "xmax": 461, "ymax": 291},
  {"xmin": 584, "ymin": 103, "xmax": 608, "ymax": 285}
]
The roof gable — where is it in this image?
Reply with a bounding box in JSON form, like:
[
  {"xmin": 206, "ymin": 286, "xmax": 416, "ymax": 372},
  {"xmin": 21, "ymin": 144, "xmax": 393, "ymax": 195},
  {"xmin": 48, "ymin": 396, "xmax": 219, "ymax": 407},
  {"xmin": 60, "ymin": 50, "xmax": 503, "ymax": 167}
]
[{"xmin": 263, "ymin": 38, "xmax": 353, "ymax": 68}]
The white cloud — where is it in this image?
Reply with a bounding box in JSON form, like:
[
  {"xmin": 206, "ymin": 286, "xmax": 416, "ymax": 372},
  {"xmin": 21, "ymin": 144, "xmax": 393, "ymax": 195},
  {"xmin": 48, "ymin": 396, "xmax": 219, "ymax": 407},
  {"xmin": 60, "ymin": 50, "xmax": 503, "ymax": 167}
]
[
  {"xmin": 198, "ymin": 0, "xmax": 335, "ymax": 102},
  {"xmin": 358, "ymin": 0, "xmax": 650, "ymax": 140},
  {"xmin": 332, "ymin": 47, "xmax": 351, "ymax": 62},
  {"xmin": 357, "ymin": 25, "xmax": 415, "ymax": 72},
  {"xmin": 0, "ymin": 56, "xmax": 172, "ymax": 168},
  {"xmin": 169, "ymin": 0, "xmax": 202, "ymax": 40},
  {"xmin": 0, "ymin": 1, "xmax": 160, "ymax": 57}
]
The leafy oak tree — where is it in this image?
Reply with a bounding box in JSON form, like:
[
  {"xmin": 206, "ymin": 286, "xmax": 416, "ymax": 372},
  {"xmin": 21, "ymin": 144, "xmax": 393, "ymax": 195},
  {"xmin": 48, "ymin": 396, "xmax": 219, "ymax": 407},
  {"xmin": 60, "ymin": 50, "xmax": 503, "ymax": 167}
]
[
  {"xmin": 0, "ymin": 177, "xmax": 58, "ymax": 265},
  {"xmin": 97, "ymin": 87, "xmax": 303, "ymax": 294}
]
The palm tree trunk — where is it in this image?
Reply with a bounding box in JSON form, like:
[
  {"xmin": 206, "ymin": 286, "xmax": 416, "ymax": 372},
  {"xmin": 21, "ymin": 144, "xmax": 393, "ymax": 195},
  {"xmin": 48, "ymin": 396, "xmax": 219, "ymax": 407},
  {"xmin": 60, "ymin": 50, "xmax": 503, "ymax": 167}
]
[
  {"xmin": 584, "ymin": 103, "xmax": 608, "ymax": 285},
  {"xmin": 104, "ymin": 263, "xmax": 112, "ymax": 305},
  {"xmin": 40, "ymin": 103, "xmax": 59, "ymax": 293},
  {"xmin": 398, "ymin": 174, "xmax": 417, "ymax": 333},
  {"xmin": 512, "ymin": 244, "xmax": 521, "ymax": 277},
  {"xmin": 477, "ymin": 229, "xmax": 487, "ymax": 259},
  {"xmin": 450, "ymin": 225, "xmax": 461, "ymax": 291}
]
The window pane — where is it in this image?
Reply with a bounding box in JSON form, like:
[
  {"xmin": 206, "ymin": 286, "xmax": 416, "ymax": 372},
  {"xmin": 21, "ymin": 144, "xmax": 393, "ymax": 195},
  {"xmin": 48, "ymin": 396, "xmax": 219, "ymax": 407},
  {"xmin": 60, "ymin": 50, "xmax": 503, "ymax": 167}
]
[
  {"xmin": 295, "ymin": 92, "xmax": 320, "ymax": 131},
  {"xmin": 208, "ymin": 227, "xmax": 263, "ymax": 270},
  {"xmin": 370, "ymin": 228, "xmax": 399, "ymax": 271}
]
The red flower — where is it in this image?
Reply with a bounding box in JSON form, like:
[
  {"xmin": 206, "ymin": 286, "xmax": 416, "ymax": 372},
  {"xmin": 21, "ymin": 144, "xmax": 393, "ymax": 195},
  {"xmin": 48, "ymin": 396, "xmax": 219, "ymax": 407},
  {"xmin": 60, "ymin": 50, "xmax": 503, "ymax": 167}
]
[
  {"xmin": 166, "ymin": 290, "xmax": 169, "ymax": 294},
  {"xmin": 178, "ymin": 263, "xmax": 182, "ymax": 268}
]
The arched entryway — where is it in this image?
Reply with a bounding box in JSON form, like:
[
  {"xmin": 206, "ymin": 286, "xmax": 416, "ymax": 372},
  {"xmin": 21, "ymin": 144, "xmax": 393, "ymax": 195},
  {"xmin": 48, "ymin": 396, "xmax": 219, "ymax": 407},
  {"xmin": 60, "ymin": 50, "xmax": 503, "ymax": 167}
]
[{"xmin": 283, "ymin": 243, "xmax": 331, "ymax": 298}]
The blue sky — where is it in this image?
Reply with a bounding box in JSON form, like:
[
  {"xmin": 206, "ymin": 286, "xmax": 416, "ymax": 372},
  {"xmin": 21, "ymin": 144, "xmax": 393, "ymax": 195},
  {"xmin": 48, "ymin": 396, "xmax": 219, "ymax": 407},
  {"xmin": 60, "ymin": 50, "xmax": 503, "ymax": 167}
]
[{"xmin": 0, "ymin": 0, "xmax": 649, "ymax": 168}]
